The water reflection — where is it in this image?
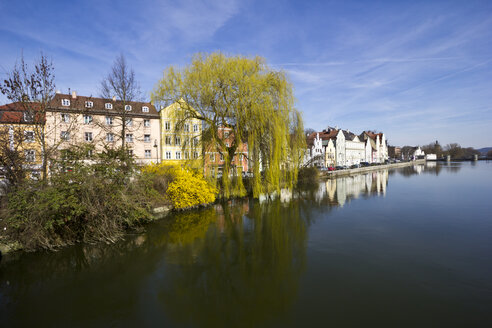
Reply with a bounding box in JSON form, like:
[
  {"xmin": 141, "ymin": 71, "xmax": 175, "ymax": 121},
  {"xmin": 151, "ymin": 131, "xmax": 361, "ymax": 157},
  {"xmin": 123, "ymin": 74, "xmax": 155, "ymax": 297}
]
[
  {"xmin": 156, "ymin": 199, "xmax": 308, "ymax": 327},
  {"xmin": 398, "ymin": 161, "xmax": 461, "ymax": 177},
  {"xmin": 294, "ymin": 170, "xmax": 389, "ymax": 208},
  {"xmin": 1, "ymin": 199, "xmax": 308, "ymax": 327},
  {"xmin": 1, "ymin": 162, "xmax": 477, "ymax": 328}
]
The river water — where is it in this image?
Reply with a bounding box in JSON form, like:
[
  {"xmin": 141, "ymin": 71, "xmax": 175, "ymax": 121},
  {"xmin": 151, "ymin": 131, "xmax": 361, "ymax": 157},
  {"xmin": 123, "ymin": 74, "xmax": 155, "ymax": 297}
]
[{"xmin": 1, "ymin": 162, "xmax": 492, "ymax": 327}]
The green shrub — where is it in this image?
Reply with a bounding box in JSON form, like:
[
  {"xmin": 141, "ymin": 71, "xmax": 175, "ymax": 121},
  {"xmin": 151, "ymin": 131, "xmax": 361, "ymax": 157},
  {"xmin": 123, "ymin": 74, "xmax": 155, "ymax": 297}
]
[{"xmin": 2, "ymin": 145, "xmax": 157, "ymax": 250}]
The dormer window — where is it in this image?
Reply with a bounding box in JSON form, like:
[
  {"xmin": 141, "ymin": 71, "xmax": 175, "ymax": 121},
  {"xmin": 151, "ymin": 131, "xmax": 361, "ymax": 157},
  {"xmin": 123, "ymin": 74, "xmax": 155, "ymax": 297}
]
[
  {"xmin": 125, "ymin": 105, "xmax": 132, "ymax": 111},
  {"xmin": 105, "ymin": 103, "xmax": 113, "ymax": 109},
  {"xmin": 23, "ymin": 112, "xmax": 33, "ymax": 122},
  {"xmin": 142, "ymin": 106, "xmax": 149, "ymax": 113},
  {"xmin": 85, "ymin": 101, "xmax": 93, "ymax": 108},
  {"xmin": 62, "ymin": 99, "xmax": 70, "ymax": 106}
]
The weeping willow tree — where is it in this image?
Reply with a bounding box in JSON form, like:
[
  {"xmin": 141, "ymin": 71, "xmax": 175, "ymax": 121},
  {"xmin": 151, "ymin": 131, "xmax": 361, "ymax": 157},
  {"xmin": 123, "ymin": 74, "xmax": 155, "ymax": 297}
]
[{"xmin": 152, "ymin": 52, "xmax": 305, "ymax": 198}]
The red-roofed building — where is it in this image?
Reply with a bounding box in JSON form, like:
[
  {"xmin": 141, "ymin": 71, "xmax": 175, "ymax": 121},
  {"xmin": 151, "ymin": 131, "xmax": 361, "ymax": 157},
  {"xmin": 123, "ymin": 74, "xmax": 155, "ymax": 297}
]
[
  {"xmin": 204, "ymin": 126, "xmax": 248, "ymax": 177},
  {"xmin": 1, "ymin": 91, "xmax": 161, "ymax": 175}
]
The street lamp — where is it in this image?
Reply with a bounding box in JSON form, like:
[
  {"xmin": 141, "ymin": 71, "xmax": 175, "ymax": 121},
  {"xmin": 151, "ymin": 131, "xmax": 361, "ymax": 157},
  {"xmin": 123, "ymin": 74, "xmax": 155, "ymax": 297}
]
[{"xmin": 154, "ymin": 139, "xmax": 159, "ymax": 163}]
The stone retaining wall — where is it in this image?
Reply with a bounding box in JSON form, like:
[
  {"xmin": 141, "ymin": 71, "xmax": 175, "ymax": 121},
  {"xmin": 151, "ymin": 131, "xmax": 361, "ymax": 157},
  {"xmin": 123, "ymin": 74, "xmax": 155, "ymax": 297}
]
[{"xmin": 321, "ymin": 159, "xmax": 426, "ymax": 179}]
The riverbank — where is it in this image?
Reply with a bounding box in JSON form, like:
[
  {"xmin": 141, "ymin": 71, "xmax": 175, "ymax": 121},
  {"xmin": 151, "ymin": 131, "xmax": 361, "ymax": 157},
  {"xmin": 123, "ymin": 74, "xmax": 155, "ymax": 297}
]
[{"xmin": 321, "ymin": 159, "xmax": 426, "ymax": 178}]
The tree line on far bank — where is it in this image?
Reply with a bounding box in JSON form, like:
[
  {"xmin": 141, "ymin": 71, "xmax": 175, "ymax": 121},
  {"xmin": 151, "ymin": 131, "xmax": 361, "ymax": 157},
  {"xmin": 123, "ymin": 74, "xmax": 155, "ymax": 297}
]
[{"xmin": 400, "ymin": 141, "xmax": 485, "ymax": 160}]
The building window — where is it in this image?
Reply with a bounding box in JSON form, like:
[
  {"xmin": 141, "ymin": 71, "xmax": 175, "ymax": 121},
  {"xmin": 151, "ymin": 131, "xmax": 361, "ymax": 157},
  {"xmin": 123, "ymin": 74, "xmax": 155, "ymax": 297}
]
[
  {"xmin": 127, "ymin": 149, "xmax": 133, "ymax": 156},
  {"xmin": 184, "ymin": 151, "xmax": 189, "ymax": 159},
  {"xmin": 105, "ymin": 103, "xmax": 113, "ymax": 109},
  {"xmin": 61, "ymin": 131, "xmax": 70, "ymax": 140},
  {"xmin": 175, "ymin": 136, "xmax": 181, "ymax": 146},
  {"xmin": 165, "ymin": 136, "xmax": 171, "ymax": 145},
  {"xmin": 220, "ymin": 154, "xmax": 224, "ymax": 161},
  {"xmin": 144, "ymin": 119, "xmax": 150, "ymax": 127},
  {"xmin": 184, "ymin": 123, "xmax": 189, "ymax": 132},
  {"xmin": 145, "ymin": 149, "xmax": 152, "ymax": 158},
  {"xmin": 193, "ymin": 151, "xmax": 199, "ymax": 159},
  {"xmin": 126, "ymin": 134, "xmax": 134, "ymax": 143},
  {"xmin": 84, "ymin": 115, "xmax": 93, "ymax": 124},
  {"xmin": 61, "ymin": 113, "xmax": 70, "ymax": 123},
  {"xmin": 165, "ymin": 121, "xmax": 171, "ymax": 131},
  {"xmin": 106, "ymin": 116, "xmax": 113, "ymax": 125},
  {"xmin": 85, "ymin": 101, "xmax": 93, "ymax": 108},
  {"xmin": 62, "ymin": 99, "xmax": 70, "ymax": 106},
  {"xmin": 144, "ymin": 134, "xmax": 151, "ymax": 143},
  {"xmin": 165, "ymin": 151, "xmax": 171, "ymax": 159},
  {"xmin": 210, "ymin": 153, "xmax": 215, "ymax": 161},
  {"xmin": 25, "ymin": 131, "xmax": 34, "ymax": 143},
  {"xmin": 125, "ymin": 118, "xmax": 133, "ymax": 126},
  {"xmin": 23, "ymin": 112, "xmax": 33, "ymax": 122},
  {"xmin": 87, "ymin": 149, "xmax": 93, "ymax": 158},
  {"xmin": 142, "ymin": 106, "xmax": 149, "ymax": 113},
  {"xmin": 224, "ymin": 131, "xmax": 229, "ymax": 138},
  {"xmin": 193, "ymin": 124, "xmax": 199, "ymax": 132},
  {"xmin": 25, "ymin": 150, "xmax": 35, "ymax": 162},
  {"xmin": 125, "ymin": 105, "xmax": 132, "ymax": 111},
  {"xmin": 175, "ymin": 151, "xmax": 181, "ymax": 160},
  {"xmin": 193, "ymin": 137, "xmax": 198, "ymax": 146},
  {"xmin": 106, "ymin": 133, "xmax": 114, "ymax": 142},
  {"xmin": 85, "ymin": 132, "xmax": 93, "ymax": 142}
]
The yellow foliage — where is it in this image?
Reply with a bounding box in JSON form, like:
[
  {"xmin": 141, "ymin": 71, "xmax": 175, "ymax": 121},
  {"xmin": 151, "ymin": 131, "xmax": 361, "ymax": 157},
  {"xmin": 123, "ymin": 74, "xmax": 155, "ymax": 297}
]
[{"xmin": 142, "ymin": 162, "xmax": 217, "ymax": 210}]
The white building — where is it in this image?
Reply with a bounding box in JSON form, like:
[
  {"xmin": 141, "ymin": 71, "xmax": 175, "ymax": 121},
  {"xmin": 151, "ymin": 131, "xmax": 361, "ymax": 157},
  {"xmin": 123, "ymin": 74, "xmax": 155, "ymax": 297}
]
[{"xmin": 305, "ymin": 127, "xmax": 389, "ymax": 167}]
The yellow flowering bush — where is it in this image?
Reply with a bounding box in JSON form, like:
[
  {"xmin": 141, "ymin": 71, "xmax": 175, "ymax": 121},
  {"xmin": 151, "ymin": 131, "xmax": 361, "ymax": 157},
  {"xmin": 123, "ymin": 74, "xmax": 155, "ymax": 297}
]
[
  {"xmin": 142, "ymin": 163, "xmax": 217, "ymax": 210},
  {"xmin": 166, "ymin": 167, "xmax": 217, "ymax": 209}
]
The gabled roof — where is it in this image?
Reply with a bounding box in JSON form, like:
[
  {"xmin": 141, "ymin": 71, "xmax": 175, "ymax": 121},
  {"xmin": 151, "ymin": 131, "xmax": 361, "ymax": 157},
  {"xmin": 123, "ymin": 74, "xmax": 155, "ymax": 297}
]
[
  {"xmin": 361, "ymin": 131, "xmax": 385, "ymax": 144},
  {"xmin": 306, "ymin": 129, "xmax": 339, "ymax": 147},
  {"xmin": 342, "ymin": 130, "xmax": 358, "ymax": 141}
]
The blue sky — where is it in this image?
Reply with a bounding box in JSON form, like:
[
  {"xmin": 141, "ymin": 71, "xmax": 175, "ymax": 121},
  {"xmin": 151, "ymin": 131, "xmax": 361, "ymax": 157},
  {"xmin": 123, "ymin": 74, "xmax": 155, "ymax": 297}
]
[{"xmin": 1, "ymin": 0, "xmax": 491, "ymax": 148}]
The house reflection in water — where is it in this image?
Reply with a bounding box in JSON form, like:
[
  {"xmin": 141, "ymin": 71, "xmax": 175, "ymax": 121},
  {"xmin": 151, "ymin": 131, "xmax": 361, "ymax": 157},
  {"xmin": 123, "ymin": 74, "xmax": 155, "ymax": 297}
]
[{"xmin": 320, "ymin": 170, "xmax": 389, "ymax": 207}]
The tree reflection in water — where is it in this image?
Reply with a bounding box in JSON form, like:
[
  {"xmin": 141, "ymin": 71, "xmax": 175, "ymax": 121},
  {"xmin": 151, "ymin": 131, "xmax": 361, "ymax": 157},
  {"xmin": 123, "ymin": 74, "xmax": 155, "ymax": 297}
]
[
  {"xmin": 1, "ymin": 162, "xmax": 469, "ymax": 327},
  {"xmin": 156, "ymin": 199, "xmax": 308, "ymax": 328}
]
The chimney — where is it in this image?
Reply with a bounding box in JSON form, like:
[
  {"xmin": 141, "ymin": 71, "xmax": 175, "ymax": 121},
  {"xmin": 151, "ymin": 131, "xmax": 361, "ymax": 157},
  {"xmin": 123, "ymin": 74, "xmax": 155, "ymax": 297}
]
[
  {"xmin": 112, "ymin": 96, "xmax": 116, "ymax": 101},
  {"xmin": 72, "ymin": 91, "xmax": 77, "ymax": 99}
]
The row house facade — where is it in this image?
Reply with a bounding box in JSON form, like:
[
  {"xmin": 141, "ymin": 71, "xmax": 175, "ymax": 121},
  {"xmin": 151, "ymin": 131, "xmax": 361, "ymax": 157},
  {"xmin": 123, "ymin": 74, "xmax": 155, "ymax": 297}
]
[
  {"xmin": 47, "ymin": 92, "xmax": 160, "ymax": 164},
  {"xmin": 0, "ymin": 92, "xmax": 161, "ymax": 174},
  {"xmin": 305, "ymin": 126, "xmax": 388, "ymax": 167}
]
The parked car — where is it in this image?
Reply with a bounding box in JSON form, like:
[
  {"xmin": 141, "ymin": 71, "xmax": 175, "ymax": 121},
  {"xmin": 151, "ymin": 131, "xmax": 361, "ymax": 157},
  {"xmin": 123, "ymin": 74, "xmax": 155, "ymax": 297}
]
[
  {"xmin": 350, "ymin": 164, "xmax": 360, "ymax": 169},
  {"xmin": 360, "ymin": 162, "xmax": 370, "ymax": 167},
  {"xmin": 335, "ymin": 166, "xmax": 344, "ymax": 170},
  {"xmin": 328, "ymin": 166, "xmax": 335, "ymax": 171}
]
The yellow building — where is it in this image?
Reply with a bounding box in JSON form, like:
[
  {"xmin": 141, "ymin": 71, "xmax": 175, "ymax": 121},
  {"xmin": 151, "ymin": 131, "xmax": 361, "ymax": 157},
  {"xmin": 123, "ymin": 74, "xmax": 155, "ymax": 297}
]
[
  {"xmin": 0, "ymin": 102, "xmax": 44, "ymax": 179},
  {"xmin": 160, "ymin": 101, "xmax": 202, "ymax": 165}
]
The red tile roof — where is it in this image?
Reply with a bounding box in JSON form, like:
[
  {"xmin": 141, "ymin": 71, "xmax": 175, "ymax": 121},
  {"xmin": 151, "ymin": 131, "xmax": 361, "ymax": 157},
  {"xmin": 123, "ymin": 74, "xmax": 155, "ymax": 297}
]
[
  {"xmin": 306, "ymin": 129, "xmax": 339, "ymax": 146},
  {"xmin": 0, "ymin": 102, "xmax": 45, "ymax": 124}
]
